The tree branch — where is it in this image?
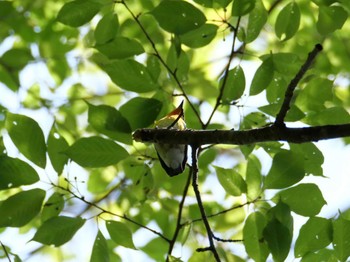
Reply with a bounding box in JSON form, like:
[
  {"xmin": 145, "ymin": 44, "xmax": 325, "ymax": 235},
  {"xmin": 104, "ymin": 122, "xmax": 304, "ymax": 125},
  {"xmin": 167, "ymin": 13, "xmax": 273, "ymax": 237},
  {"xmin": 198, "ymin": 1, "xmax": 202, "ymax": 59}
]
[
  {"xmin": 191, "ymin": 145, "xmax": 221, "ymax": 261},
  {"xmin": 274, "ymin": 44, "xmax": 323, "ymax": 126},
  {"xmin": 133, "ymin": 123, "xmax": 350, "ymax": 145}
]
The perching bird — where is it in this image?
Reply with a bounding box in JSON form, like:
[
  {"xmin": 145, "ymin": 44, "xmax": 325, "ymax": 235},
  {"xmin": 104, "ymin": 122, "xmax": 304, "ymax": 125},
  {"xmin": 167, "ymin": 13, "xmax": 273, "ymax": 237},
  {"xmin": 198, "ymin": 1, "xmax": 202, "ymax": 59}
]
[{"xmin": 154, "ymin": 101, "xmax": 187, "ymax": 176}]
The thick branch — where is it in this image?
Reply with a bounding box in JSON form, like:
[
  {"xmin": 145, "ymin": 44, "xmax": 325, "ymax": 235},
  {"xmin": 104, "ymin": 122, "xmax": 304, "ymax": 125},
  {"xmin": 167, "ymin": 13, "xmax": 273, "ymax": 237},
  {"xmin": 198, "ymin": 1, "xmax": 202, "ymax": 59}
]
[{"xmin": 133, "ymin": 124, "xmax": 350, "ymax": 145}]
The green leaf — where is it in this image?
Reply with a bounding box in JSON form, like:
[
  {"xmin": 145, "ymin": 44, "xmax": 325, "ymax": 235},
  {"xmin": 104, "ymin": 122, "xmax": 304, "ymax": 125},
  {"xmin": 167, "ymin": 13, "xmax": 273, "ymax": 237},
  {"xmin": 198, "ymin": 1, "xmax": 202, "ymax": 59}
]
[
  {"xmin": 64, "ymin": 136, "xmax": 129, "ymax": 167},
  {"xmin": 0, "ymin": 189, "xmax": 45, "ymax": 227},
  {"xmin": 91, "ymin": 230, "xmax": 110, "ymax": 262},
  {"xmin": 232, "ymin": 0, "xmax": 256, "ymax": 16},
  {"xmin": 106, "ymin": 220, "xmax": 136, "ymax": 249},
  {"xmin": 289, "ymin": 143, "xmax": 324, "ymax": 176},
  {"xmin": 119, "ymin": 97, "xmax": 162, "ymax": 130},
  {"xmin": 221, "ymin": 65, "xmax": 246, "ymax": 103},
  {"xmin": 32, "ymin": 216, "xmax": 85, "ymax": 246},
  {"xmin": 6, "ymin": 113, "xmax": 46, "ymax": 168},
  {"xmin": 141, "ymin": 237, "xmax": 169, "ymax": 261},
  {"xmin": 41, "ymin": 192, "xmax": 64, "ymax": 222},
  {"xmin": 180, "ymin": 24, "xmax": 218, "ymax": 48},
  {"xmin": 103, "ymin": 59, "xmax": 159, "ymax": 93},
  {"xmin": 95, "ymin": 37, "xmax": 144, "ymax": 59},
  {"xmin": 0, "ymin": 155, "xmax": 39, "ymax": 190},
  {"xmin": 301, "ymin": 249, "xmax": 338, "ymax": 262},
  {"xmin": 304, "ymin": 107, "xmax": 350, "ymax": 125},
  {"xmin": 275, "ymin": 183, "xmax": 327, "ymax": 216},
  {"xmin": 317, "ymin": 5, "xmax": 348, "ymax": 35},
  {"xmin": 246, "ymin": 0, "xmax": 268, "ymax": 43},
  {"xmin": 250, "ymin": 55, "xmax": 274, "ymax": 95},
  {"xmin": 95, "ymin": 12, "xmax": 119, "ymax": 44},
  {"xmin": 333, "ymin": 215, "xmax": 350, "ymax": 261},
  {"xmin": 243, "ymin": 212, "xmax": 269, "ymax": 262},
  {"xmin": 263, "ymin": 218, "xmax": 291, "ymax": 262},
  {"xmin": 151, "ymin": 0, "xmax": 206, "ymax": 34},
  {"xmin": 246, "ymin": 155, "xmax": 262, "ymax": 200},
  {"xmin": 215, "ymin": 166, "xmax": 247, "ymax": 196},
  {"xmin": 295, "ymin": 217, "xmax": 332, "ymax": 257},
  {"xmin": 1, "ymin": 48, "xmax": 33, "ymax": 69},
  {"xmin": 57, "ymin": 0, "xmax": 102, "ymax": 27},
  {"xmin": 265, "ymin": 150, "xmax": 305, "ymax": 189},
  {"xmin": 47, "ymin": 127, "xmax": 69, "ymax": 174},
  {"xmin": 275, "ymin": 2, "xmax": 300, "ymax": 41},
  {"xmin": 87, "ymin": 103, "xmax": 132, "ymax": 144},
  {"xmin": 267, "ymin": 202, "xmax": 293, "ymax": 234}
]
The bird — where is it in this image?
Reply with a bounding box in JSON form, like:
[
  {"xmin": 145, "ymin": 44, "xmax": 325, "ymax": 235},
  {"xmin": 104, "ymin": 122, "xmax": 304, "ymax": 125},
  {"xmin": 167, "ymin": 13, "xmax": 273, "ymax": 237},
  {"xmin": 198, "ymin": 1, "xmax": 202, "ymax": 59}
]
[{"xmin": 154, "ymin": 101, "xmax": 187, "ymax": 176}]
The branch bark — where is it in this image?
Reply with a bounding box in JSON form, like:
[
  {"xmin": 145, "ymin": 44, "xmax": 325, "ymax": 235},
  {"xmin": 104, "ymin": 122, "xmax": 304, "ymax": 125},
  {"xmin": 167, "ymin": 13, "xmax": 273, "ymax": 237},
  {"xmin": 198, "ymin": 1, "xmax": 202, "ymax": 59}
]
[{"xmin": 133, "ymin": 123, "xmax": 350, "ymax": 146}]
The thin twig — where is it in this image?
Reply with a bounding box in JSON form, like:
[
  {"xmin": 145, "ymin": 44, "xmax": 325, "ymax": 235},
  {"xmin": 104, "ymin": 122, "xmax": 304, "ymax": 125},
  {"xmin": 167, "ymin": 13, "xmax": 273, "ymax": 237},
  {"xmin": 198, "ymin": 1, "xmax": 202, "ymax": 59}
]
[
  {"xmin": 204, "ymin": 17, "xmax": 242, "ymax": 129},
  {"xmin": 166, "ymin": 169, "xmax": 192, "ymax": 261},
  {"xmin": 120, "ymin": 0, "xmax": 204, "ymax": 127},
  {"xmin": 274, "ymin": 44, "xmax": 323, "ymax": 126},
  {"xmin": 191, "ymin": 145, "xmax": 221, "ymax": 261},
  {"xmin": 0, "ymin": 241, "xmax": 11, "ymax": 262}
]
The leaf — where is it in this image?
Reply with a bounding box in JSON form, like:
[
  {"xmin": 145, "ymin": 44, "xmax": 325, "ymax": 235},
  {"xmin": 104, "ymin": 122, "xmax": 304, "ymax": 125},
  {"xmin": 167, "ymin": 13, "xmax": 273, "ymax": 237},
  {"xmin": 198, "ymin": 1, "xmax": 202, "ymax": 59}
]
[
  {"xmin": 275, "ymin": 2, "xmax": 300, "ymax": 41},
  {"xmin": 0, "ymin": 189, "xmax": 45, "ymax": 227},
  {"xmin": 103, "ymin": 59, "xmax": 159, "ymax": 93},
  {"xmin": 0, "ymin": 155, "xmax": 39, "ymax": 190},
  {"xmin": 264, "ymin": 150, "xmax": 305, "ymax": 189},
  {"xmin": 119, "ymin": 97, "xmax": 162, "ymax": 130},
  {"xmin": 32, "ymin": 216, "xmax": 85, "ymax": 247},
  {"xmin": 221, "ymin": 65, "xmax": 246, "ymax": 103},
  {"xmin": 317, "ymin": 5, "xmax": 348, "ymax": 35},
  {"xmin": 87, "ymin": 103, "xmax": 132, "ymax": 144},
  {"xmin": 141, "ymin": 237, "xmax": 169, "ymax": 261},
  {"xmin": 232, "ymin": 0, "xmax": 256, "ymax": 16},
  {"xmin": 180, "ymin": 23, "xmax": 218, "ymax": 48},
  {"xmin": 263, "ymin": 218, "xmax": 291, "ymax": 262},
  {"xmin": 243, "ymin": 212, "xmax": 269, "ymax": 262},
  {"xmin": 250, "ymin": 55, "xmax": 274, "ymax": 95},
  {"xmin": 301, "ymin": 248, "xmax": 338, "ymax": 262},
  {"xmin": 215, "ymin": 166, "xmax": 247, "ymax": 196},
  {"xmin": 47, "ymin": 127, "xmax": 69, "ymax": 174},
  {"xmin": 1, "ymin": 48, "xmax": 33, "ymax": 69},
  {"xmin": 294, "ymin": 217, "xmax": 332, "ymax": 257},
  {"xmin": 246, "ymin": 0, "xmax": 268, "ymax": 43},
  {"xmin": 246, "ymin": 155, "xmax": 262, "ymax": 200},
  {"xmin": 333, "ymin": 215, "xmax": 350, "ymax": 261},
  {"xmin": 6, "ymin": 113, "xmax": 46, "ymax": 168},
  {"xmin": 95, "ymin": 36, "xmax": 144, "ymax": 59},
  {"xmin": 275, "ymin": 183, "xmax": 327, "ymax": 216},
  {"xmin": 304, "ymin": 107, "xmax": 350, "ymax": 125},
  {"xmin": 106, "ymin": 220, "xmax": 136, "ymax": 249},
  {"xmin": 91, "ymin": 230, "xmax": 110, "ymax": 262},
  {"xmin": 41, "ymin": 192, "xmax": 65, "ymax": 222},
  {"xmin": 151, "ymin": 0, "xmax": 206, "ymax": 34},
  {"xmin": 289, "ymin": 143, "xmax": 324, "ymax": 176},
  {"xmin": 94, "ymin": 12, "xmax": 119, "ymax": 44},
  {"xmin": 57, "ymin": 0, "xmax": 102, "ymax": 27},
  {"xmin": 64, "ymin": 136, "xmax": 129, "ymax": 167}
]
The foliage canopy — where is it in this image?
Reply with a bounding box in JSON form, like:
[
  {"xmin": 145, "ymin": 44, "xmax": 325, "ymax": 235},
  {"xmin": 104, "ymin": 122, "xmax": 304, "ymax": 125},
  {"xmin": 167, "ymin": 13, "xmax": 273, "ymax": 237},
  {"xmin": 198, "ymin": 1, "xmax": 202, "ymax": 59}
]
[{"xmin": 0, "ymin": 0, "xmax": 350, "ymax": 261}]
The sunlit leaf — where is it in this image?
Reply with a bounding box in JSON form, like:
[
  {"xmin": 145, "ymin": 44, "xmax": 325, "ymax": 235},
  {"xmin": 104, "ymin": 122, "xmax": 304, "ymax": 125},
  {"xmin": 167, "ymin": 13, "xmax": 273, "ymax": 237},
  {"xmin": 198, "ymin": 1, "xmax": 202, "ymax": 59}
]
[
  {"xmin": 0, "ymin": 189, "xmax": 45, "ymax": 227},
  {"xmin": 232, "ymin": 0, "xmax": 255, "ymax": 16},
  {"xmin": 65, "ymin": 136, "xmax": 129, "ymax": 167},
  {"xmin": 151, "ymin": 0, "xmax": 206, "ymax": 34},
  {"xmin": 250, "ymin": 55, "xmax": 274, "ymax": 95},
  {"xmin": 215, "ymin": 166, "xmax": 247, "ymax": 196},
  {"xmin": 246, "ymin": 155, "xmax": 262, "ymax": 200},
  {"xmin": 106, "ymin": 220, "xmax": 136, "ymax": 249},
  {"xmin": 57, "ymin": 0, "xmax": 102, "ymax": 27},
  {"xmin": 317, "ymin": 5, "xmax": 348, "ymax": 35},
  {"xmin": 243, "ymin": 212, "xmax": 269, "ymax": 262},
  {"xmin": 221, "ymin": 65, "xmax": 246, "ymax": 103},
  {"xmin": 32, "ymin": 216, "xmax": 85, "ymax": 246},
  {"xmin": 295, "ymin": 217, "xmax": 332, "ymax": 257},
  {"xmin": 119, "ymin": 97, "xmax": 162, "ymax": 130},
  {"xmin": 91, "ymin": 230, "xmax": 110, "ymax": 262},
  {"xmin": 41, "ymin": 192, "xmax": 65, "ymax": 222},
  {"xmin": 180, "ymin": 24, "xmax": 218, "ymax": 48},
  {"xmin": 104, "ymin": 60, "xmax": 159, "ymax": 93},
  {"xmin": 0, "ymin": 155, "xmax": 39, "ymax": 190},
  {"xmin": 47, "ymin": 127, "xmax": 69, "ymax": 174},
  {"xmin": 95, "ymin": 12, "xmax": 119, "ymax": 44},
  {"xmin": 275, "ymin": 2, "xmax": 300, "ymax": 41},
  {"xmin": 6, "ymin": 113, "xmax": 46, "ymax": 168},
  {"xmin": 95, "ymin": 37, "xmax": 144, "ymax": 59},
  {"xmin": 265, "ymin": 150, "xmax": 305, "ymax": 189},
  {"xmin": 333, "ymin": 215, "xmax": 350, "ymax": 261},
  {"xmin": 275, "ymin": 183, "xmax": 326, "ymax": 216},
  {"xmin": 246, "ymin": 0, "xmax": 268, "ymax": 43}
]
